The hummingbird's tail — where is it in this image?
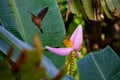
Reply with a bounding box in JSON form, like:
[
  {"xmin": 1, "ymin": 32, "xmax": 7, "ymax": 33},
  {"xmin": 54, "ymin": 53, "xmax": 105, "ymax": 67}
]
[{"xmin": 39, "ymin": 29, "xmax": 43, "ymax": 34}]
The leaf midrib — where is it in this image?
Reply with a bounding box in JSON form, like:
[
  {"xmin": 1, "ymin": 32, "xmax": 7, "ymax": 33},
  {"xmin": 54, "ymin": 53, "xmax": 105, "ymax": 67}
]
[{"xmin": 7, "ymin": 0, "xmax": 27, "ymax": 41}]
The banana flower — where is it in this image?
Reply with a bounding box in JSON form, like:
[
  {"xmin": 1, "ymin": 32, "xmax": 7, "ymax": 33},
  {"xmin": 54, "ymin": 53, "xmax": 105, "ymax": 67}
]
[{"xmin": 45, "ymin": 25, "xmax": 83, "ymax": 57}]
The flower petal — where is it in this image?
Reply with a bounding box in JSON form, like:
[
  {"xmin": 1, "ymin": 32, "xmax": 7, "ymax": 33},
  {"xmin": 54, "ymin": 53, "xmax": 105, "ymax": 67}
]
[
  {"xmin": 75, "ymin": 52, "xmax": 81, "ymax": 57},
  {"xmin": 45, "ymin": 46, "xmax": 73, "ymax": 56},
  {"xmin": 70, "ymin": 25, "xmax": 83, "ymax": 51}
]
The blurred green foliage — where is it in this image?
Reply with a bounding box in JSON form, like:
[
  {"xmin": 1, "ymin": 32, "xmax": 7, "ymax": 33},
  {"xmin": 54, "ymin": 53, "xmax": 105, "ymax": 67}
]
[{"xmin": 0, "ymin": 0, "xmax": 120, "ymax": 80}]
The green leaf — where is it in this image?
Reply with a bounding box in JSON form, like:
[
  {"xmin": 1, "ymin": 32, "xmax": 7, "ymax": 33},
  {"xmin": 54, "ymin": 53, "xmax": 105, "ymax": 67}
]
[
  {"xmin": 0, "ymin": 0, "xmax": 66, "ymax": 69},
  {"xmin": 105, "ymin": 0, "xmax": 115, "ymax": 12},
  {"xmin": 68, "ymin": 0, "xmax": 80, "ymax": 16},
  {"xmin": 68, "ymin": 0, "xmax": 87, "ymax": 20},
  {"xmin": 0, "ymin": 0, "xmax": 23, "ymax": 40},
  {"xmin": 68, "ymin": 0, "xmax": 120, "ymax": 21},
  {"xmin": 69, "ymin": 0, "xmax": 94, "ymax": 20},
  {"xmin": 77, "ymin": 46, "xmax": 120, "ymax": 80},
  {"xmin": 7, "ymin": 0, "xmax": 65, "ymax": 47},
  {"xmin": 81, "ymin": 0, "xmax": 94, "ymax": 20},
  {"xmin": 100, "ymin": 0, "xmax": 112, "ymax": 19},
  {"xmin": 45, "ymin": 51, "xmax": 65, "ymax": 68}
]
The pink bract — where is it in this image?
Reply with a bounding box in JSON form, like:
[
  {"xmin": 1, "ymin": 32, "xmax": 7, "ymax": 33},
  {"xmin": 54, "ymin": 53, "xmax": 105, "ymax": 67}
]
[
  {"xmin": 45, "ymin": 24, "xmax": 83, "ymax": 56},
  {"xmin": 45, "ymin": 46, "xmax": 73, "ymax": 56},
  {"xmin": 70, "ymin": 25, "xmax": 83, "ymax": 51}
]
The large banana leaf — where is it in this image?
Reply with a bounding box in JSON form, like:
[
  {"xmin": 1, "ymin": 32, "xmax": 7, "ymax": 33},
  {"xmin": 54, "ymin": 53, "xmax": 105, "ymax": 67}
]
[
  {"xmin": 77, "ymin": 46, "xmax": 120, "ymax": 80},
  {"xmin": 0, "ymin": 0, "xmax": 66, "ymax": 68},
  {"xmin": 0, "ymin": 0, "xmax": 23, "ymax": 40},
  {"xmin": 7, "ymin": 0, "xmax": 65, "ymax": 47}
]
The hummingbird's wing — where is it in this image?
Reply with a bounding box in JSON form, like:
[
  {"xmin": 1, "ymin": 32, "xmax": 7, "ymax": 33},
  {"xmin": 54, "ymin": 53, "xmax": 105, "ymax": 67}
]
[{"xmin": 37, "ymin": 7, "xmax": 48, "ymax": 20}]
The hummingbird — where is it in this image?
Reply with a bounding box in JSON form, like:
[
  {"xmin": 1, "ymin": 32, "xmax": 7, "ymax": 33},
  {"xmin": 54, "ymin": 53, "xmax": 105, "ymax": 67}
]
[{"xmin": 28, "ymin": 7, "xmax": 48, "ymax": 34}]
